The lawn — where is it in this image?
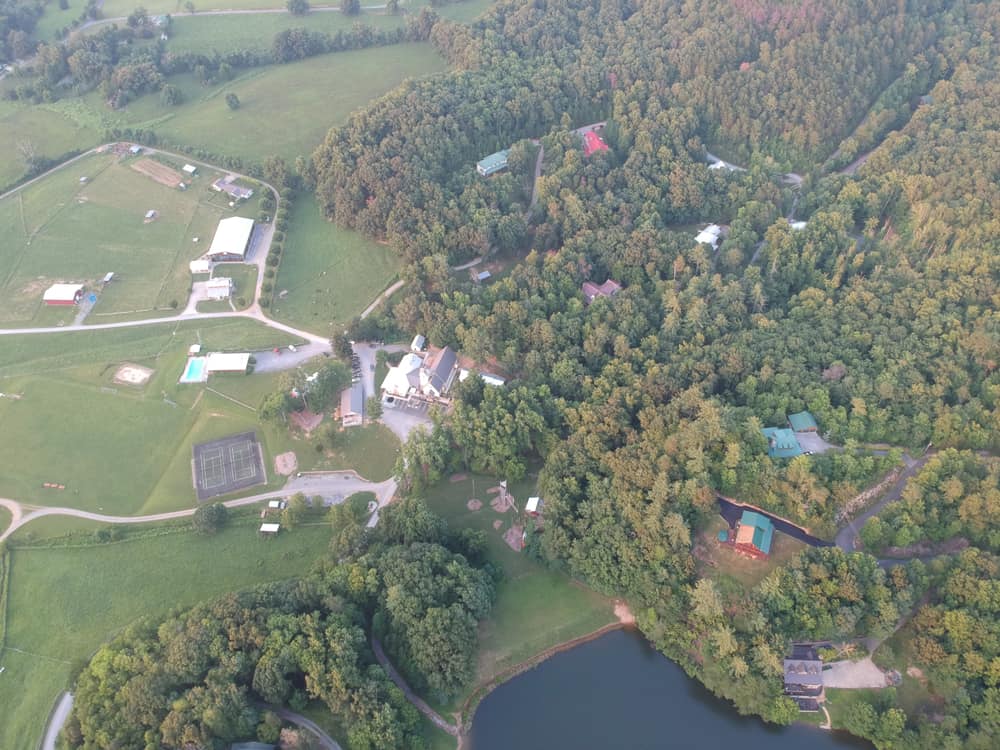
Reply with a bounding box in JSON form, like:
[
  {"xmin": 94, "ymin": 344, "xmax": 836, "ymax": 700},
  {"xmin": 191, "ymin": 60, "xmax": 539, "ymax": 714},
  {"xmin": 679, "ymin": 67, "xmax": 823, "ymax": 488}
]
[
  {"xmin": 423, "ymin": 472, "xmax": 616, "ymax": 710},
  {"xmin": 0, "ymin": 152, "xmax": 263, "ymax": 326},
  {"xmin": 434, "ymin": 0, "xmax": 498, "ymax": 23},
  {"xmin": 0, "ymin": 101, "xmax": 100, "ymax": 191},
  {"xmin": 317, "ymin": 422, "xmax": 400, "ymax": 481},
  {"xmin": 0, "ymin": 519, "xmax": 333, "ymax": 750},
  {"xmin": 84, "ymin": 43, "xmax": 447, "ymax": 164},
  {"xmin": 273, "ymin": 196, "xmax": 400, "ymax": 334},
  {"xmin": 164, "ymin": 10, "xmax": 404, "ymax": 55}
]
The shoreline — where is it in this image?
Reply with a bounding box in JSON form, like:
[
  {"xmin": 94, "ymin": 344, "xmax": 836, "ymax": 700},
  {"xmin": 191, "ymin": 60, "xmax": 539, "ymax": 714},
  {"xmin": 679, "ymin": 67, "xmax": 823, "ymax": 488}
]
[{"xmin": 457, "ymin": 601, "xmax": 635, "ymax": 742}]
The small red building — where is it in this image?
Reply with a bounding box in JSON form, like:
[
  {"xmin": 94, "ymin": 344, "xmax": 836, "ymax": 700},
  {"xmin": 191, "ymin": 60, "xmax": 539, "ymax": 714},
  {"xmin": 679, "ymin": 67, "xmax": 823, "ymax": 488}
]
[
  {"xmin": 43, "ymin": 283, "xmax": 84, "ymax": 305},
  {"xmin": 582, "ymin": 130, "xmax": 609, "ymax": 157}
]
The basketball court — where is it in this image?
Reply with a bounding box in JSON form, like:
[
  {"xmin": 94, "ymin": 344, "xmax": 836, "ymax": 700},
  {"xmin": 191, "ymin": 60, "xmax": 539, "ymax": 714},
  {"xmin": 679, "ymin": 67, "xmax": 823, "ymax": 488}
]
[{"xmin": 191, "ymin": 431, "xmax": 266, "ymax": 500}]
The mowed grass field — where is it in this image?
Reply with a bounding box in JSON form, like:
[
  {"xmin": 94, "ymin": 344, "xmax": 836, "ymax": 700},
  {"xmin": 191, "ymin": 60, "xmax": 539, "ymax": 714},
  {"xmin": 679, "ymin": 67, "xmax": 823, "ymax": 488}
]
[
  {"xmin": 0, "ymin": 152, "xmax": 262, "ymax": 326},
  {"xmin": 273, "ymin": 196, "xmax": 400, "ymax": 334},
  {"xmin": 0, "ymin": 520, "xmax": 333, "ymax": 750},
  {"xmin": 423, "ymin": 473, "xmax": 616, "ymax": 710},
  {"xmin": 0, "ymin": 319, "xmax": 323, "ymax": 515}
]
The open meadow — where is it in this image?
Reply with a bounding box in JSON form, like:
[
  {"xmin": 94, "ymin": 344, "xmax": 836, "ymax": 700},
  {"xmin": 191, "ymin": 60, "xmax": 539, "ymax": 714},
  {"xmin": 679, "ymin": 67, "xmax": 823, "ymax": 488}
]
[
  {"xmin": 273, "ymin": 196, "xmax": 400, "ymax": 333},
  {"xmin": 423, "ymin": 473, "xmax": 616, "ymax": 712},
  {"xmin": 0, "ymin": 101, "xmax": 100, "ymax": 191},
  {"xmin": 0, "ymin": 519, "xmax": 333, "ymax": 750},
  {"xmin": 0, "ymin": 151, "xmax": 263, "ymax": 326}
]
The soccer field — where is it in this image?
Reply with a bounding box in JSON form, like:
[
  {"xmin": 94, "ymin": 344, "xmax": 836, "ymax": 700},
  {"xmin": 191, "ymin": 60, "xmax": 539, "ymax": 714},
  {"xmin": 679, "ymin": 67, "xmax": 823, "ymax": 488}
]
[{"xmin": 0, "ymin": 152, "xmax": 261, "ymax": 326}]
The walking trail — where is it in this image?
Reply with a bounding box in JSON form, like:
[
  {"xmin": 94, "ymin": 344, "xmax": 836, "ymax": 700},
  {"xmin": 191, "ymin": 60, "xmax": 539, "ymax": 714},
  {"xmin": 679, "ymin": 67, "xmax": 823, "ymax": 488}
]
[{"xmin": 371, "ymin": 636, "xmax": 460, "ymax": 737}]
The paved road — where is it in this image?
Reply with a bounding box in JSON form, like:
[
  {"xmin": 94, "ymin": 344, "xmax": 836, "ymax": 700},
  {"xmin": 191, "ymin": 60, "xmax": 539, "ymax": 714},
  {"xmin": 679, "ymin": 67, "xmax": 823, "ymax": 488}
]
[
  {"xmin": 372, "ymin": 636, "xmax": 459, "ymax": 736},
  {"xmin": 0, "ymin": 471, "xmax": 396, "ymax": 542},
  {"xmin": 835, "ymin": 452, "xmax": 926, "ymax": 553},
  {"xmin": 41, "ymin": 692, "xmax": 74, "ymax": 750},
  {"xmin": 268, "ymin": 705, "xmax": 343, "ymax": 750},
  {"xmin": 359, "ymin": 279, "xmax": 405, "ymax": 319}
]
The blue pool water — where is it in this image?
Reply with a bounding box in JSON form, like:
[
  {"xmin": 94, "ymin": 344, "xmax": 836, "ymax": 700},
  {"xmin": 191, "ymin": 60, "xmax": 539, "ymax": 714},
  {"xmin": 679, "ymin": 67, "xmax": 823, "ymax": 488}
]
[{"xmin": 180, "ymin": 356, "xmax": 208, "ymax": 383}]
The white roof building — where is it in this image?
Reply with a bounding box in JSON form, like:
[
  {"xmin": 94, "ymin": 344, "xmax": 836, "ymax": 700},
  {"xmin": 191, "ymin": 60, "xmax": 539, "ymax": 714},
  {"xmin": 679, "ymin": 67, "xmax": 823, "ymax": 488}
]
[
  {"xmin": 381, "ymin": 353, "xmax": 423, "ymax": 398},
  {"xmin": 695, "ymin": 224, "xmax": 723, "ymax": 248},
  {"xmin": 259, "ymin": 523, "xmax": 280, "ymax": 534},
  {"xmin": 789, "ymin": 220, "xmax": 808, "ymax": 230},
  {"xmin": 189, "ymin": 259, "xmax": 212, "ymax": 274},
  {"xmin": 182, "ymin": 164, "xmax": 197, "ymax": 174},
  {"xmin": 205, "ymin": 352, "xmax": 251, "ymax": 373},
  {"xmin": 411, "ymin": 334, "xmax": 426, "ymax": 353},
  {"xmin": 481, "ymin": 373, "xmax": 505, "ymax": 387},
  {"xmin": 188, "ymin": 344, "xmax": 202, "ymax": 355},
  {"xmin": 205, "ymin": 277, "xmax": 233, "ymax": 300},
  {"xmin": 207, "ymin": 217, "xmax": 254, "ymax": 260},
  {"xmin": 526, "ymin": 497, "xmax": 542, "ymax": 514},
  {"xmin": 42, "ymin": 283, "xmax": 85, "ymax": 304}
]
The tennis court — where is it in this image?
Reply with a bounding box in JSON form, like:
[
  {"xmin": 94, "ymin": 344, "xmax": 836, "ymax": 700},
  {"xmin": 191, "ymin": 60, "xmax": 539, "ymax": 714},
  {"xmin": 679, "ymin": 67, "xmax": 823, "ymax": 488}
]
[{"xmin": 191, "ymin": 431, "xmax": 266, "ymax": 500}]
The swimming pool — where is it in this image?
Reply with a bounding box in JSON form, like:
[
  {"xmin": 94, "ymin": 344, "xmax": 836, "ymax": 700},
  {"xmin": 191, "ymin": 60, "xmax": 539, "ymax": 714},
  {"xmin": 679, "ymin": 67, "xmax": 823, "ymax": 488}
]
[{"xmin": 179, "ymin": 356, "xmax": 208, "ymax": 383}]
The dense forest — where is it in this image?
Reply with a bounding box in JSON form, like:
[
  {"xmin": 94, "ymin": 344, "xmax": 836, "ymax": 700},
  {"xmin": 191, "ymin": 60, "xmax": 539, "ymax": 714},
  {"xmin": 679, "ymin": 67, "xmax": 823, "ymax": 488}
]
[{"xmin": 314, "ymin": 0, "xmax": 1000, "ymax": 746}]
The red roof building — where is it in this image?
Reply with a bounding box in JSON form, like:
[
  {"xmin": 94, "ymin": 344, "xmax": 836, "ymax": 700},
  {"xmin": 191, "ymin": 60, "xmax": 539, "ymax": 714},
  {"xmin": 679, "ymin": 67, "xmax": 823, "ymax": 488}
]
[
  {"xmin": 582, "ymin": 279, "xmax": 622, "ymax": 305},
  {"xmin": 582, "ymin": 130, "xmax": 609, "ymax": 157}
]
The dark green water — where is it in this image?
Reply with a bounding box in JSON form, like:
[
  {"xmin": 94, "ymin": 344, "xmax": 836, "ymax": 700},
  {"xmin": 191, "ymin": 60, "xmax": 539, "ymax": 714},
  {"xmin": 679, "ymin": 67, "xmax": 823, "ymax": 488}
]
[{"xmin": 470, "ymin": 628, "xmax": 870, "ymax": 750}]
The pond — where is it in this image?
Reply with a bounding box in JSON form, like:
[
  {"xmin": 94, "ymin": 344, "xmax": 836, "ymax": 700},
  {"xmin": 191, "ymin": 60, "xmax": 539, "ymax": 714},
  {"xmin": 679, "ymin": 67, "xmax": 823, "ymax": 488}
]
[{"xmin": 470, "ymin": 628, "xmax": 869, "ymax": 750}]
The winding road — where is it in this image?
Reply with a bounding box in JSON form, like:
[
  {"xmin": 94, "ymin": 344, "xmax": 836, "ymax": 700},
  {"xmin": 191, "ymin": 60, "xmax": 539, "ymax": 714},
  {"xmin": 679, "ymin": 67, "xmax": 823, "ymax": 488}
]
[
  {"xmin": 0, "ymin": 472, "xmax": 396, "ymax": 543},
  {"xmin": 372, "ymin": 636, "xmax": 460, "ymax": 737}
]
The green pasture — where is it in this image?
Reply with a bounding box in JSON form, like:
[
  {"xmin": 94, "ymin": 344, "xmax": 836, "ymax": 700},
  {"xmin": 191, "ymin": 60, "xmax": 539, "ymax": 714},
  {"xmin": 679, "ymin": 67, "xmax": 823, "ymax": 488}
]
[
  {"xmin": 273, "ymin": 196, "xmax": 400, "ymax": 334},
  {"xmin": 434, "ymin": 0, "xmax": 497, "ymax": 23},
  {"xmin": 77, "ymin": 43, "xmax": 447, "ymax": 163},
  {"xmin": 0, "ymin": 152, "xmax": 261, "ymax": 326},
  {"xmin": 165, "ymin": 10, "xmax": 404, "ymax": 55},
  {"xmin": 423, "ymin": 473, "xmax": 616, "ymax": 708},
  {"xmin": 0, "ymin": 101, "xmax": 99, "ymax": 191},
  {"xmin": 0, "ymin": 520, "xmax": 333, "ymax": 750},
  {"xmin": 30, "ymin": 0, "xmax": 79, "ymax": 44}
]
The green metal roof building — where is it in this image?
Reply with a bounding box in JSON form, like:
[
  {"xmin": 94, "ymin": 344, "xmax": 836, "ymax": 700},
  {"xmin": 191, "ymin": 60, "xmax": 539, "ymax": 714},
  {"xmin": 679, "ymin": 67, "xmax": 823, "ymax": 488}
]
[
  {"xmin": 735, "ymin": 510, "xmax": 775, "ymax": 556},
  {"xmin": 762, "ymin": 427, "xmax": 803, "ymax": 458},
  {"xmin": 788, "ymin": 410, "xmax": 818, "ymax": 432},
  {"xmin": 476, "ymin": 149, "xmax": 510, "ymax": 176}
]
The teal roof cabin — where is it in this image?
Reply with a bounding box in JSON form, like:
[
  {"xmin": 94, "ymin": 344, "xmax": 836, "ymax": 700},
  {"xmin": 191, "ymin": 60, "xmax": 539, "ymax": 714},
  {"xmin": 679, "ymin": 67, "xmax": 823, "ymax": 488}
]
[
  {"xmin": 477, "ymin": 149, "xmax": 510, "ymax": 176},
  {"xmin": 788, "ymin": 411, "xmax": 818, "ymax": 432},
  {"xmin": 761, "ymin": 427, "xmax": 803, "ymax": 458},
  {"xmin": 734, "ymin": 510, "xmax": 774, "ymax": 557}
]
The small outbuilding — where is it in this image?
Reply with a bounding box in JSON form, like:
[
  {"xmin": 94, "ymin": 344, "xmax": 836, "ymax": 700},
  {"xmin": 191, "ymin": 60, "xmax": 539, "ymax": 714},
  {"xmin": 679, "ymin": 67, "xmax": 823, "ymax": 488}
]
[
  {"xmin": 341, "ymin": 380, "xmax": 365, "ymax": 427},
  {"xmin": 129, "ymin": 145, "xmax": 142, "ymax": 155},
  {"xmin": 189, "ymin": 259, "xmax": 212, "ymax": 275},
  {"xmin": 788, "ymin": 411, "xmax": 818, "ymax": 432},
  {"xmin": 476, "ymin": 150, "xmax": 510, "ymax": 177},
  {"xmin": 267, "ymin": 499, "xmax": 287, "ymax": 511},
  {"xmin": 43, "ymin": 283, "xmax": 84, "ymax": 305},
  {"xmin": 259, "ymin": 523, "xmax": 280, "ymax": 536},
  {"xmin": 410, "ymin": 334, "xmax": 426, "ymax": 353},
  {"xmin": 182, "ymin": 164, "xmax": 197, "ymax": 175},
  {"xmin": 205, "ymin": 277, "xmax": 233, "ymax": 301},
  {"xmin": 525, "ymin": 496, "xmax": 543, "ymax": 517},
  {"xmin": 101, "ymin": 272, "xmax": 115, "ymax": 285},
  {"xmin": 695, "ymin": 224, "xmax": 723, "ymax": 248},
  {"xmin": 188, "ymin": 344, "xmax": 202, "ymax": 356},
  {"xmin": 206, "ymin": 352, "xmax": 251, "ymax": 374},
  {"xmin": 475, "ymin": 270, "xmax": 492, "ymax": 282}
]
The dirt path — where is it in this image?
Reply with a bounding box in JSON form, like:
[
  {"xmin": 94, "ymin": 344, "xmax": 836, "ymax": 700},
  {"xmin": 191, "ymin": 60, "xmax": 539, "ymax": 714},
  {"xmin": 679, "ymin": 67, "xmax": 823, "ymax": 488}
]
[
  {"xmin": 41, "ymin": 692, "xmax": 73, "ymax": 750},
  {"xmin": 360, "ymin": 279, "xmax": 404, "ymax": 319},
  {"xmin": 372, "ymin": 636, "xmax": 460, "ymax": 736}
]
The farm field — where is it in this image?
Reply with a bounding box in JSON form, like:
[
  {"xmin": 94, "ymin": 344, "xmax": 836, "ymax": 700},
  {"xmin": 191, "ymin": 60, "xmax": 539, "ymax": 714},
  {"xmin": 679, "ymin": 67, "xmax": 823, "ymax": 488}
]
[
  {"xmin": 164, "ymin": 10, "xmax": 405, "ymax": 55},
  {"xmin": 64, "ymin": 43, "xmax": 448, "ymax": 164},
  {"xmin": 423, "ymin": 473, "xmax": 616, "ymax": 711},
  {"xmin": 0, "ymin": 151, "xmax": 262, "ymax": 326},
  {"xmin": 0, "ymin": 520, "xmax": 333, "ymax": 750},
  {"xmin": 273, "ymin": 196, "xmax": 400, "ymax": 333},
  {"xmin": 0, "ymin": 101, "xmax": 100, "ymax": 191}
]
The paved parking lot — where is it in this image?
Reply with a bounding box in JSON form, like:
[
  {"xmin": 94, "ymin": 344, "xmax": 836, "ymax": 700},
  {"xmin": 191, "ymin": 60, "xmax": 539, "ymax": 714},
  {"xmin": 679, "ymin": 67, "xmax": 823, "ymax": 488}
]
[{"xmin": 381, "ymin": 397, "xmax": 433, "ymax": 441}]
